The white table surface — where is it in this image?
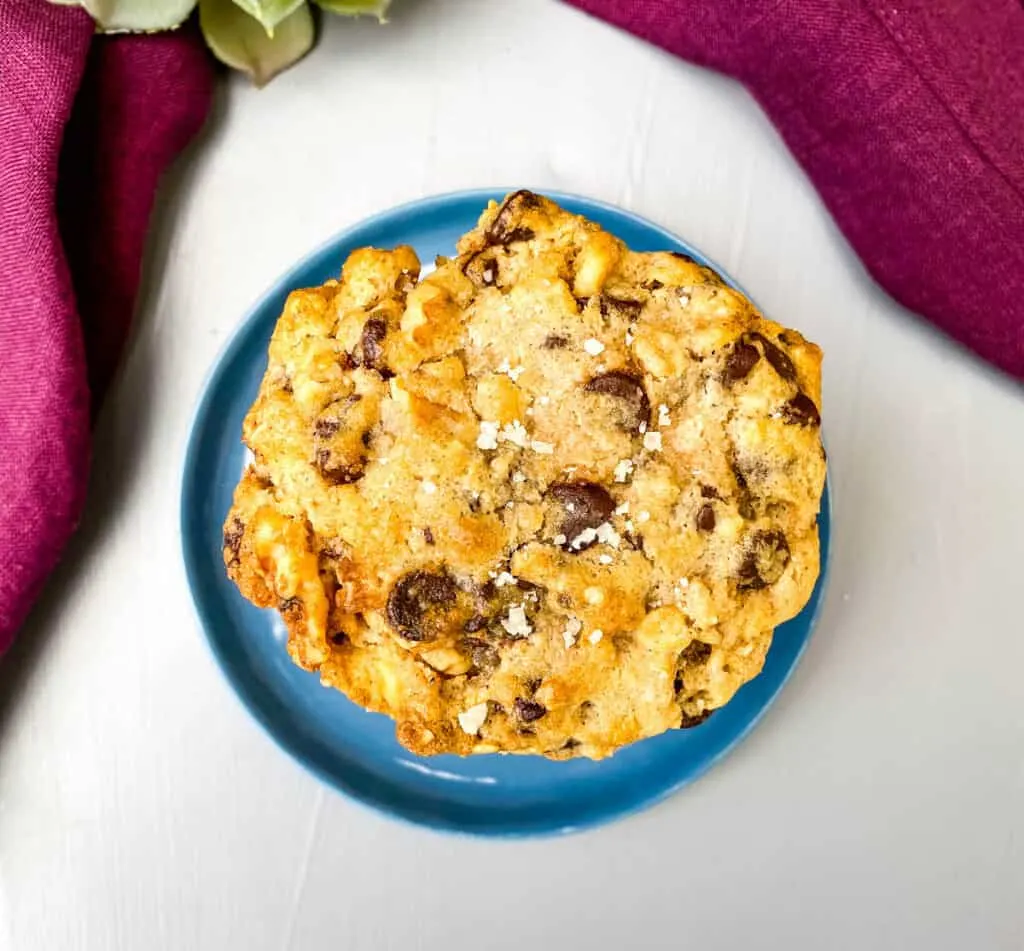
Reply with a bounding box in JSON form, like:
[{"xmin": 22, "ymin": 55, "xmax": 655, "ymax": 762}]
[{"xmin": 2, "ymin": 2, "xmax": 1023, "ymax": 948}]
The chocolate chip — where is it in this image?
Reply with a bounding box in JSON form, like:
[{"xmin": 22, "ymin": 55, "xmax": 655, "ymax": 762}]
[
  {"xmin": 724, "ymin": 339, "xmax": 760, "ymax": 382},
  {"xmin": 525, "ymin": 676, "xmax": 542, "ymax": 694},
  {"xmin": 681, "ymin": 640, "xmax": 712, "ymax": 664},
  {"xmin": 542, "ymin": 334, "xmax": 569, "ymax": 349},
  {"xmin": 597, "ymin": 295, "xmax": 643, "ymax": 321},
  {"xmin": 700, "ymin": 484, "xmax": 721, "ymax": 499},
  {"xmin": 329, "ymin": 631, "xmax": 349, "ymax": 646},
  {"xmin": 315, "ymin": 449, "xmax": 366, "ymax": 486},
  {"xmin": 584, "ymin": 371, "xmax": 651, "ymax": 433},
  {"xmin": 463, "ymin": 251, "xmax": 500, "ymax": 288},
  {"xmin": 781, "ymin": 392, "xmax": 821, "ymax": 427},
  {"xmin": 696, "ymin": 504, "xmax": 716, "ymax": 532},
  {"xmin": 679, "ymin": 709, "xmax": 712, "ymax": 729},
  {"xmin": 673, "ymin": 673, "xmax": 685, "ymax": 694},
  {"xmin": 548, "ymin": 482, "xmax": 616, "ymax": 551},
  {"xmin": 356, "ymin": 317, "xmax": 389, "ymax": 375},
  {"xmin": 386, "ymin": 570, "xmax": 458, "ymax": 641},
  {"xmin": 423, "ymin": 527, "xmax": 435, "ymax": 546},
  {"xmin": 463, "ymin": 615, "xmax": 488, "ymax": 634},
  {"xmin": 223, "ymin": 518, "xmax": 244, "ymax": 561},
  {"xmin": 513, "ymin": 697, "xmax": 547, "ymax": 723},
  {"xmin": 486, "ymin": 190, "xmax": 542, "ymax": 246},
  {"xmin": 749, "ymin": 332, "xmax": 796, "ymax": 381},
  {"xmin": 737, "ymin": 530, "xmax": 791, "ymax": 590}
]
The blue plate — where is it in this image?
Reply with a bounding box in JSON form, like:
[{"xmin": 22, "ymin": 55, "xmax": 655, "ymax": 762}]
[{"xmin": 181, "ymin": 189, "xmax": 832, "ymax": 837}]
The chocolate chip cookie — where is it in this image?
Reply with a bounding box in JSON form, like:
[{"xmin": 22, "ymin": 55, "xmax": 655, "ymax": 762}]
[{"xmin": 223, "ymin": 190, "xmax": 826, "ymax": 759}]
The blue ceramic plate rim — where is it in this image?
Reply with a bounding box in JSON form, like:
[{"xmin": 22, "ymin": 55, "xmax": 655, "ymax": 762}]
[{"xmin": 181, "ymin": 188, "xmax": 832, "ymax": 838}]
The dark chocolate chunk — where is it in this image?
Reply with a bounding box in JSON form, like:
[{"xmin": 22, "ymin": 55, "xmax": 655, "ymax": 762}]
[
  {"xmin": 679, "ymin": 709, "xmax": 713, "ymax": 729},
  {"xmin": 314, "ymin": 416, "xmax": 342, "ymax": 439},
  {"xmin": 696, "ymin": 503, "xmax": 716, "ymax": 532},
  {"xmin": 700, "ymin": 484, "xmax": 721, "ymax": 500},
  {"xmin": 724, "ymin": 339, "xmax": 761, "ymax": 382},
  {"xmin": 423, "ymin": 527, "xmax": 435, "ymax": 546},
  {"xmin": 463, "ymin": 615, "xmax": 488, "ymax": 634},
  {"xmin": 681, "ymin": 640, "xmax": 712, "ymax": 664},
  {"xmin": 328, "ymin": 631, "xmax": 349, "ymax": 646},
  {"xmin": 513, "ymin": 698, "xmax": 547, "ymax": 723},
  {"xmin": 669, "ymin": 251, "xmax": 697, "ymax": 264},
  {"xmin": 781, "ymin": 392, "xmax": 821, "ymax": 427},
  {"xmin": 548, "ymin": 482, "xmax": 616, "ymax": 551},
  {"xmin": 462, "ymin": 637, "xmax": 499, "ymax": 672},
  {"xmin": 749, "ymin": 332, "xmax": 796, "ymax": 381},
  {"xmin": 386, "ymin": 570, "xmax": 458, "ymax": 641},
  {"xmin": 356, "ymin": 317, "xmax": 389, "ymax": 375},
  {"xmin": 542, "ymin": 334, "xmax": 569, "ymax": 349},
  {"xmin": 736, "ymin": 530, "xmax": 791, "ymax": 590},
  {"xmin": 597, "ymin": 295, "xmax": 643, "ymax": 321},
  {"xmin": 486, "ymin": 190, "xmax": 542, "ymax": 246},
  {"xmin": 583, "ymin": 371, "xmax": 651, "ymax": 433},
  {"xmin": 315, "ymin": 449, "xmax": 366, "ymax": 486}
]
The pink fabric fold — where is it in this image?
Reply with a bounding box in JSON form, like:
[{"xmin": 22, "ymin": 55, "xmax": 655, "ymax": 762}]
[
  {"xmin": 0, "ymin": 0, "xmax": 213, "ymax": 654},
  {"xmin": 564, "ymin": 0, "xmax": 1024, "ymax": 380}
]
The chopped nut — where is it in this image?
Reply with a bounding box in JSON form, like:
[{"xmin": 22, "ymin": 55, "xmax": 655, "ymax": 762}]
[
  {"xmin": 501, "ymin": 603, "xmax": 532, "ymax": 638},
  {"xmin": 458, "ymin": 702, "xmax": 489, "ymax": 735}
]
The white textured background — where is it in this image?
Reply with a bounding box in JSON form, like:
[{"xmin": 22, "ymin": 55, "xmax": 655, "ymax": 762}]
[{"xmin": 2, "ymin": 2, "xmax": 1022, "ymax": 949}]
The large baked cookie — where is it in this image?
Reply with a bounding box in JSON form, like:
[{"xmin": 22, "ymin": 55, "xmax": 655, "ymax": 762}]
[{"xmin": 223, "ymin": 191, "xmax": 826, "ymax": 759}]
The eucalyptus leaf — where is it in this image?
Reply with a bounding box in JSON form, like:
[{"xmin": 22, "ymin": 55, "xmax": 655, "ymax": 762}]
[
  {"xmin": 315, "ymin": 0, "xmax": 391, "ymax": 21},
  {"xmin": 199, "ymin": 0, "xmax": 314, "ymax": 86},
  {"xmin": 82, "ymin": 0, "xmax": 197, "ymax": 31},
  {"xmin": 231, "ymin": 0, "xmax": 306, "ymax": 35}
]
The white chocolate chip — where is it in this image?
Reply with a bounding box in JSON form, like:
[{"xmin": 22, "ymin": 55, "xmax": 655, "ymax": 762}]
[
  {"xmin": 588, "ymin": 629, "xmax": 604, "ymax": 644},
  {"xmin": 553, "ymin": 533, "xmax": 567, "ymax": 546},
  {"xmin": 643, "ymin": 431, "xmax": 663, "ymax": 451},
  {"xmin": 570, "ymin": 527, "xmax": 599, "ymax": 550},
  {"xmin": 562, "ymin": 616, "xmax": 582, "ymax": 648},
  {"xmin": 512, "ymin": 471, "xmax": 526, "ymax": 483},
  {"xmin": 421, "ymin": 480, "xmax": 437, "ymax": 494},
  {"xmin": 613, "ymin": 458, "xmax": 635, "ymax": 483},
  {"xmin": 637, "ymin": 510, "xmax": 650, "ymax": 523},
  {"xmin": 501, "ymin": 420, "xmax": 530, "ymax": 448},
  {"xmin": 476, "ymin": 421, "xmax": 499, "ymax": 450},
  {"xmin": 583, "ymin": 338, "xmax": 605, "ymax": 356},
  {"xmin": 598, "ymin": 554, "xmax": 613, "ymax": 565},
  {"xmin": 595, "ymin": 522, "xmax": 621, "ymax": 547},
  {"xmin": 494, "ymin": 571, "xmax": 517, "ymax": 588},
  {"xmin": 458, "ymin": 702, "xmax": 489, "ymax": 735},
  {"xmin": 657, "ymin": 404, "xmax": 671, "ymax": 427}
]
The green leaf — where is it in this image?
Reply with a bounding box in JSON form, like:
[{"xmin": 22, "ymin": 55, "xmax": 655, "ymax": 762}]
[
  {"xmin": 81, "ymin": 0, "xmax": 197, "ymax": 31},
  {"xmin": 315, "ymin": 0, "xmax": 391, "ymax": 21},
  {"xmin": 230, "ymin": 0, "xmax": 306, "ymax": 35},
  {"xmin": 199, "ymin": 0, "xmax": 314, "ymax": 86}
]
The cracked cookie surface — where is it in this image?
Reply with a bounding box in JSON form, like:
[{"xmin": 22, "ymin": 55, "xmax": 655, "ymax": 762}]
[{"xmin": 224, "ymin": 191, "xmax": 826, "ymax": 759}]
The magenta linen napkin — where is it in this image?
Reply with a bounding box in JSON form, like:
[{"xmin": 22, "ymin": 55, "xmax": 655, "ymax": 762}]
[
  {"xmin": 565, "ymin": 0, "xmax": 1024, "ymax": 380},
  {"xmin": 0, "ymin": 1, "xmax": 212, "ymax": 654}
]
